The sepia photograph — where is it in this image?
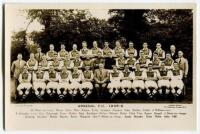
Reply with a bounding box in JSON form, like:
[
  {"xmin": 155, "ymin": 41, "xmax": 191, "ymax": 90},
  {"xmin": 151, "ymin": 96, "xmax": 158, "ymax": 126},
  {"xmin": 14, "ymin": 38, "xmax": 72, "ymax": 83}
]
[
  {"xmin": 4, "ymin": 3, "xmax": 197, "ymax": 131},
  {"xmin": 9, "ymin": 7, "xmax": 193, "ymax": 103}
]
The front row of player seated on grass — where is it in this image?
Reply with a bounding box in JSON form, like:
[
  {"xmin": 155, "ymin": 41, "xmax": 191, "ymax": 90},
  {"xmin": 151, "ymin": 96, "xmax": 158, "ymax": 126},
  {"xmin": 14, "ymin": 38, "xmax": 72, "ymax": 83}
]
[{"xmin": 16, "ymin": 62, "xmax": 184, "ymax": 101}]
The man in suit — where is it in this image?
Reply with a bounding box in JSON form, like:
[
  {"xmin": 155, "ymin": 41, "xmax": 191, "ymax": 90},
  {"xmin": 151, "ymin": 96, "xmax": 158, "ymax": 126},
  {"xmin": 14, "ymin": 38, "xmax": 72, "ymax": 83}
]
[
  {"xmin": 170, "ymin": 45, "xmax": 178, "ymax": 60},
  {"xmin": 11, "ymin": 53, "xmax": 27, "ymax": 79},
  {"xmin": 94, "ymin": 63, "xmax": 109, "ymax": 99},
  {"xmin": 35, "ymin": 47, "xmax": 45, "ymax": 63},
  {"xmin": 11, "ymin": 53, "xmax": 27, "ymax": 99},
  {"xmin": 175, "ymin": 51, "xmax": 189, "ymax": 78}
]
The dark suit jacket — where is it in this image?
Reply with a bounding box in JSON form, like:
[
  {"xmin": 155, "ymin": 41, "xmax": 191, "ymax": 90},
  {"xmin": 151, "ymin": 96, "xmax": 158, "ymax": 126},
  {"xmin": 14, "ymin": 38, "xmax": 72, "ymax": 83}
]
[
  {"xmin": 170, "ymin": 51, "xmax": 178, "ymax": 61},
  {"xmin": 94, "ymin": 69, "xmax": 109, "ymax": 83}
]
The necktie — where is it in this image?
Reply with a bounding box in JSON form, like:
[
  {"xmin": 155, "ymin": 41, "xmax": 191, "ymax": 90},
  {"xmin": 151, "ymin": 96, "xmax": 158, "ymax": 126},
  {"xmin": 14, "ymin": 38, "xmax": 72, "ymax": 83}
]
[
  {"xmin": 179, "ymin": 58, "xmax": 182, "ymax": 65},
  {"xmin": 100, "ymin": 70, "xmax": 103, "ymax": 81},
  {"xmin": 19, "ymin": 60, "xmax": 21, "ymax": 68},
  {"xmin": 39, "ymin": 53, "xmax": 41, "ymax": 61}
]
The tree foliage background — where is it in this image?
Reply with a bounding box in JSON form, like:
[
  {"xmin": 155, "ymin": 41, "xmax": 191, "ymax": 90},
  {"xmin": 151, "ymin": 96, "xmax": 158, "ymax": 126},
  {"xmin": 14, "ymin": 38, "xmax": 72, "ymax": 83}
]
[{"xmin": 11, "ymin": 9, "xmax": 193, "ymax": 82}]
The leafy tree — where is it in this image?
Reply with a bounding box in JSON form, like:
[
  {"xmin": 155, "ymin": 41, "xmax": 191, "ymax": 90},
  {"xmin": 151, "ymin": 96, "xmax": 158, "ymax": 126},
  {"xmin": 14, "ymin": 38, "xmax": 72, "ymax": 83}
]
[
  {"xmin": 108, "ymin": 9, "xmax": 148, "ymax": 48},
  {"xmin": 26, "ymin": 9, "xmax": 116, "ymax": 52},
  {"xmin": 11, "ymin": 30, "xmax": 29, "ymax": 62}
]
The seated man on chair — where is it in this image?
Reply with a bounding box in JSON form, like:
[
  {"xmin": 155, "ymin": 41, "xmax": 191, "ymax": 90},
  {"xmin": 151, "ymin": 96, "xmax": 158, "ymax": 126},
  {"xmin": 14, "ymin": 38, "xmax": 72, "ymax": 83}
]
[
  {"xmin": 46, "ymin": 65, "xmax": 59, "ymax": 97},
  {"xmin": 132, "ymin": 63, "xmax": 145, "ymax": 96},
  {"xmin": 170, "ymin": 63, "xmax": 184, "ymax": 98},
  {"xmin": 144, "ymin": 63, "xmax": 158, "ymax": 99},
  {"xmin": 94, "ymin": 63, "xmax": 109, "ymax": 99},
  {"xmin": 120, "ymin": 64, "xmax": 134, "ymax": 98},
  {"xmin": 157, "ymin": 62, "xmax": 171, "ymax": 98},
  {"xmin": 81, "ymin": 66, "xmax": 94, "ymax": 99},
  {"xmin": 107, "ymin": 65, "xmax": 123, "ymax": 99},
  {"xmin": 70, "ymin": 67, "xmax": 83, "ymax": 98},
  {"xmin": 33, "ymin": 65, "xmax": 48, "ymax": 100},
  {"xmin": 17, "ymin": 65, "xmax": 32, "ymax": 100},
  {"xmin": 57, "ymin": 66, "xmax": 72, "ymax": 99}
]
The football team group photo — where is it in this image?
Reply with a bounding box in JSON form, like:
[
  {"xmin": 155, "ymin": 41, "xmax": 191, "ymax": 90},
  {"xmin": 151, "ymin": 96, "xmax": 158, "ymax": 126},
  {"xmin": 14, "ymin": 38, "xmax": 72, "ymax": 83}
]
[{"xmin": 10, "ymin": 9, "xmax": 193, "ymax": 103}]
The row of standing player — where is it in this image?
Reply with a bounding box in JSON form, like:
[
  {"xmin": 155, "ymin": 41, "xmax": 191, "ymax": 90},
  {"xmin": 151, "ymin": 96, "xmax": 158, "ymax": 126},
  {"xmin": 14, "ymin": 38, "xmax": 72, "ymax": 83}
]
[{"xmin": 34, "ymin": 41, "xmax": 178, "ymax": 61}]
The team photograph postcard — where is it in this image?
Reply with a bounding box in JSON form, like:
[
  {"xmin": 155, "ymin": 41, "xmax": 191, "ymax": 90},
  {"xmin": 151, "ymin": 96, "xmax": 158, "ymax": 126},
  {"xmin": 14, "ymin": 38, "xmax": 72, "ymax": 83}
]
[{"xmin": 4, "ymin": 3, "xmax": 197, "ymax": 131}]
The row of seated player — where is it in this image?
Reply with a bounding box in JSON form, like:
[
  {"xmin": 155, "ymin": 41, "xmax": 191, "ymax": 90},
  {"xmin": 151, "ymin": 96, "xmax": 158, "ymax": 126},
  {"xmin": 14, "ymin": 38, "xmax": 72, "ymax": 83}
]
[
  {"xmin": 35, "ymin": 41, "xmax": 177, "ymax": 62},
  {"xmin": 16, "ymin": 62, "xmax": 184, "ymax": 101}
]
